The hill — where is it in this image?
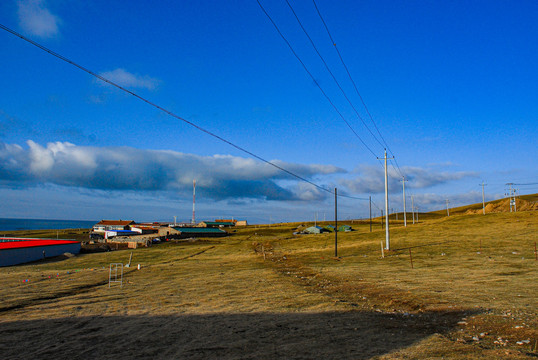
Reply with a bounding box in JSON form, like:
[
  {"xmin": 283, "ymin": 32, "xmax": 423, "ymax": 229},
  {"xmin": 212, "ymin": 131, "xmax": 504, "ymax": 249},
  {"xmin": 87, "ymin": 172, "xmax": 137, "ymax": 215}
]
[{"xmin": 0, "ymin": 207, "xmax": 536, "ymax": 359}]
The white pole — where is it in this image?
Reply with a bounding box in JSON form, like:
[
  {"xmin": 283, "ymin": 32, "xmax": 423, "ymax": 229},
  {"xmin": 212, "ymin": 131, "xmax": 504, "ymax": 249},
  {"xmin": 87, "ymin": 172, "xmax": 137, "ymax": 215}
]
[
  {"xmin": 446, "ymin": 199, "xmax": 450, "ymax": 216},
  {"xmin": 377, "ymin": 150, "xmax": 393, "ymax": 250},
  {"xmin": 401, "ymin": 176, "xmax": 407, "ymax": 227}
]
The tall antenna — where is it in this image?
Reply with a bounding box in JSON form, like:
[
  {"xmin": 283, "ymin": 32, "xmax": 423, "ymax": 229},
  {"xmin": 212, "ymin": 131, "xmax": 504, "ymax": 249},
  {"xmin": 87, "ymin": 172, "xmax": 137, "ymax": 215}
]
[{"xmin": 192, "ymin": 179, "xmax": 196, "ymax": 224}]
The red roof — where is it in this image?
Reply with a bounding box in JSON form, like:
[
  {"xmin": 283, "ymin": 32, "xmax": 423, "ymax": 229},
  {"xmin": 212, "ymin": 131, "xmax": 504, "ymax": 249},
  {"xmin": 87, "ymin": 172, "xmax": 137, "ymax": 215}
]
[
  {"xmin": 95, "ymin": 220, "xmax": 134, "ymax": 226},
  {"xmin": 0, "ymin": 239, "xmax": 79, "ymax": 250}
]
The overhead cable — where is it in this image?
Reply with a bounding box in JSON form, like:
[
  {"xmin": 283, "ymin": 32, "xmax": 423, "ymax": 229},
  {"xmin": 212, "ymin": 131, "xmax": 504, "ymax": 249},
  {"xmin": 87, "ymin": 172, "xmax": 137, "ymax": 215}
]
[
  {"xmin": 0, "ymin": 23, "xmax": 370, "ymax": 201},
  {"xmin": 285, "ymin": 0, "xmax": 384, "ymax": 150},
  {"xmin": 256, "ymin": 0, "xmax": 379, "ymax": 158},
  {"xmin": 312, "ymin": 0, "xmax": 407, "ymax": 178}
]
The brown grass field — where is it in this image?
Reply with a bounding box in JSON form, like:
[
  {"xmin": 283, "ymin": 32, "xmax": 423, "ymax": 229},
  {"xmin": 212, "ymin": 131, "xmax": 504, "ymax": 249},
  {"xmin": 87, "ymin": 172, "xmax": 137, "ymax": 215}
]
[{"xmin": 0, "ymin": 201, "xmax": 536, "ymax": 359}]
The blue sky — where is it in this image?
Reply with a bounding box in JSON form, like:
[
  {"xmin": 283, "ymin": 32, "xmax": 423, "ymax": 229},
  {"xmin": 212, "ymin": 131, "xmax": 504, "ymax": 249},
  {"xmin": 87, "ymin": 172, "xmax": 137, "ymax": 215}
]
[{"xmin": 0, "ymin": 0, "xmax": 537, "ymax": 223}]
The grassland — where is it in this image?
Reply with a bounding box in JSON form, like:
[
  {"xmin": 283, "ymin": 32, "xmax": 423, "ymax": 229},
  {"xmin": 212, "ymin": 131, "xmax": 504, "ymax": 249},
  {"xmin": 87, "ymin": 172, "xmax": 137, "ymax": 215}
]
[{"xmin": 0, "ymin": 209, "xmax": 536, "ymax": 359}]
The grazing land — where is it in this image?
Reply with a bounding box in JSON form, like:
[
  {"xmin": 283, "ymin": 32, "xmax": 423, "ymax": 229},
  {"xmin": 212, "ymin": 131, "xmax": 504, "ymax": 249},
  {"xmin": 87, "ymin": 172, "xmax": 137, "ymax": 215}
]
[{"xmin": 0, "ymin": 207, "xmax": 536, "ymax": 359}]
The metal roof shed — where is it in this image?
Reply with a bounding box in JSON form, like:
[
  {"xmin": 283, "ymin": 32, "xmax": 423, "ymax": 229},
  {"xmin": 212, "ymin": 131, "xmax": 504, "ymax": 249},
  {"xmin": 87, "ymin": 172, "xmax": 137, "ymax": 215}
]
[{"xmin": 0, "ymin": 238, "xmax": 81, "ymax": 267}]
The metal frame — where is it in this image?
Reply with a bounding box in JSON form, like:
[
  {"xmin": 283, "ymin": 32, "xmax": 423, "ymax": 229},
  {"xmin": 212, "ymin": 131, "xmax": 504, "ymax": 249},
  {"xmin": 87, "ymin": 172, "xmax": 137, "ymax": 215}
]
[{"xmin": 109, "ymin": 263, "xmax": 123, "ymax": 287}]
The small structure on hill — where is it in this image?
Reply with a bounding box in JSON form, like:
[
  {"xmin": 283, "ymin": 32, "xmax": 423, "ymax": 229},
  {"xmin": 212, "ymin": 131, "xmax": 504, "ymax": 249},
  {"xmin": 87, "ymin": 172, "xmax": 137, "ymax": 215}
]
[
  {"xmin": 303, "ymin": 226, "xmax": 328, "ymax": 234},
  {"xmin": 338, "ymin": 225, "xmax": 353, "ymax": 232},
  {"xmin": 324, "ymin": 225, "xmax": 336, "ymax": 232}
]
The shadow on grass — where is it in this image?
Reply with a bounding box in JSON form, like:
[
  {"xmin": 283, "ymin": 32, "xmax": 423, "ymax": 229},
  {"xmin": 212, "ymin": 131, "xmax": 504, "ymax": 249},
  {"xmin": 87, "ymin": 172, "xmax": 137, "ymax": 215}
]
[{"xmin": 0, "ymin": 309, "xmax": 471, "ymax": 359}]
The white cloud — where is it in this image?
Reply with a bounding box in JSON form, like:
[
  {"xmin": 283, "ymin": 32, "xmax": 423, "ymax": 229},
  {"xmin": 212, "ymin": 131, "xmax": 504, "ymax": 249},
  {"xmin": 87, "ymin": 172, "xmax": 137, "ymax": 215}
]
[
  {"xmin": 17, "ymin": 0, "xmax": 61, "ymax": 38},
  {"xmin": 0, "ymin": 140, "xmax": 344, "ymax": 201},
  {"xmin": 340, "ymin": 164, "xmax": 478, "ymax": 194},
  {"xmin": 98, "ymin": 68, "xmax": 161, "ymax": 90}
]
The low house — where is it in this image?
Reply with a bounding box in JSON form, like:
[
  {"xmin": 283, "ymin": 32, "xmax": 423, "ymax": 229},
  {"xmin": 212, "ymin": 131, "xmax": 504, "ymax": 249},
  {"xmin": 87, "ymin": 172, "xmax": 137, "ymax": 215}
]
[
  {"xmin": 304, "ymin": 226, "xmax": 327, "ymax": 234},
  {"xmin": 338, "ymin": 225, "xmax": 353, "ymax": 232},
  {"xmin": 170, "ymin": 227, "xmax": 228, "ymax": 239},
  {"xmin": 324, "ymin": 225, "xmax": 336, "ymax": 232},
  {"xmin": 92, "ymin": 220, "xmax": 135, "ymax": 233},
  {"xmin": 198, "ymin": 221, "xmax": 236, "ymax": 228}
]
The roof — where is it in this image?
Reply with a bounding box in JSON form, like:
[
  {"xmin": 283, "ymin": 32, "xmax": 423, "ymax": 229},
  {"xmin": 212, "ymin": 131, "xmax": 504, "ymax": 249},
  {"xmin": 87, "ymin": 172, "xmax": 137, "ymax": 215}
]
[
  {"xmin": 95, "ymin": 220, "xmax": 135, "ymax": 226},
  {"xmin": 173, "ymin": 227, "xmax": 226, "ymax": 234},
  {"xmin": 0, "ymin": 239, "xmax": 79, "ymax": 250},
  {"xmin": 202, "ymin": 221, "xmax": 236, "ymax": 226}
]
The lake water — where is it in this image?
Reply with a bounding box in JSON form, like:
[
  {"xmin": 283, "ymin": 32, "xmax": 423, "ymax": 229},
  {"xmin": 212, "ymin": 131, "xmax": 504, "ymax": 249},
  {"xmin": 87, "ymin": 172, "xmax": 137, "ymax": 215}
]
[{"xmin": 0, "ymin": 218, "xmax": 96, "ymax": 232}]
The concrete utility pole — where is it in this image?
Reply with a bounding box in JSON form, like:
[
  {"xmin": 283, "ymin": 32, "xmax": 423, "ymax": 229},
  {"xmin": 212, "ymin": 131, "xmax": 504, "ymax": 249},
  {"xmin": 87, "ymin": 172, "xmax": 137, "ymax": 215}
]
[
  {"xmin": 400, "ymin": 176, "xmax": 408, "ymax": 227},
  {"xmin": 445, "ymin": 199, "xmax": 450, "ymax": 216},
  {"xmin": 411, "ymin": 195, "xmax": 415, "ymax": 224},
  {"xmin": 480, "ymin": 181, "xmax": 487, "ymax": 215},
  {"xmin": 377, "ymin": 149, "xmax": 393, "ymax": 250}
]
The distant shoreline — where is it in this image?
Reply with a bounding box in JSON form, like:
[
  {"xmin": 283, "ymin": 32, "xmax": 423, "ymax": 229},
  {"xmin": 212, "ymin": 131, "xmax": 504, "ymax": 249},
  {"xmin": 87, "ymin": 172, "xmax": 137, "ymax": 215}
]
[{"xmin": 0, "ymin": 218, "xmax": 96, "ymax": 232}]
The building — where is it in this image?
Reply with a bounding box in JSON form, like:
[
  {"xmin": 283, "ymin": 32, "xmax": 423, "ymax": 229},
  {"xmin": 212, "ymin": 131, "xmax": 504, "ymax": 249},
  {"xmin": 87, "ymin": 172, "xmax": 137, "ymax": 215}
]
[
  {"xmin": 92, "ymin": 220, "xmax": 135, "ymax": 233},
  {"xmin": 0, "ymin": 238, "xmax": 81, "ymax": 267},
  {"xmin": 338, "ymin": 225, "xmax": 353, "ymax": 232},
  {"xmin": 198, "ymin": 221, "xmax": 236, "ymax": 228},
  {"xmin": 303, "ymin": 226, "xmax": 327, "ymax": 234},
  {"xmin": 170, "ymin": 227, "xmax": 228, "ymax": 239}
]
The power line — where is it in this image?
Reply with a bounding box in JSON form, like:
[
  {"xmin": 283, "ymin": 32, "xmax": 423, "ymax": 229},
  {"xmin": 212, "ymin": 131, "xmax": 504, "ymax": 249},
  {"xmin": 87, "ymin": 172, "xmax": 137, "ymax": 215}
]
[
  {"xmin": 0, "ymin": 22, "xmax": 368, "ymax": 201},
  {"xmin": 312, "ymin": 0, "xmax": 407, "ymax": 180},
  {"xmin": 285, "ymin": 0, "xmax": 384, "ymax": 150},
  {"xmin": 256, "ymin": 0, "xmax": 380, "ymax": 158}
]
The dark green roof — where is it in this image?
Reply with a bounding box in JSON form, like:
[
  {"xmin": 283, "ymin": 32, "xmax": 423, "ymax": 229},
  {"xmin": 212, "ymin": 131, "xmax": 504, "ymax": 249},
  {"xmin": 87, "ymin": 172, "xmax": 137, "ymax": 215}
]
[
  {"xmin": 202, "ymin": 221, "xmax": 235, "ymax": 226},
  {"xmin": 173, "ymin": 227, "xmax": 226, "ymax": 234}
]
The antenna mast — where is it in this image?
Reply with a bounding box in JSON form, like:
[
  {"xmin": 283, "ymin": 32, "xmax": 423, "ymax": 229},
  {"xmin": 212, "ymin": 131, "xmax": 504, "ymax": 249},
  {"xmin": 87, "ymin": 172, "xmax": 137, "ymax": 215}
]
[{"xmin": 192, "ymin": 179, "xmax": 196, "ymax": 224}]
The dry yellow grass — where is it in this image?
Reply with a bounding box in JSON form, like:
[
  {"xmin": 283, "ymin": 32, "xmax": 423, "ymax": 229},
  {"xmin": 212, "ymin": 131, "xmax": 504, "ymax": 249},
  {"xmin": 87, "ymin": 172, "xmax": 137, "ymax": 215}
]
[{"xmin": 0, "ymin": 210, "xmax": 536, "ymax": 359}]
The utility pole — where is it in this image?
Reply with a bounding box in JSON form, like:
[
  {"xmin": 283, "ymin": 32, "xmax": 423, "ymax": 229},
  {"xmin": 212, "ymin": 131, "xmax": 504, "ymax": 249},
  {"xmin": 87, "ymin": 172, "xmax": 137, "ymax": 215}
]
[
  {"xmin": 377, "ymin": 149, "xmax": 393, "ymax": 250},
  {"xmin": 381, "ymin": 210, "xmax": 384, "ymax": 229},
  {"xmin": 400, "ymin": 176, "xmax": 408, "ymax": 227},
  {"xmin": 445, "ymin": 199, "xmax": 450, "ymax": 216},
  {"xmin": 192, "ymin": 179, "xmax": 196, "ymax": 224},
  {"xmin": 506, "ymin": 183, "xmax": 517, "ymax": 212},
  {"xmin": 411, "ymin": 195, "xmax": 415, "ymax": 224},
  {"xmin": 369, "ymin": 196, "xmax": 372, "ymax": 232},
  {"xmin": 480, "ymin": 181, "xmax": 487, "ymax": 215},
  {"xmin": 334, "ymin": 188, "xmax": 338, "ymax": 258}
]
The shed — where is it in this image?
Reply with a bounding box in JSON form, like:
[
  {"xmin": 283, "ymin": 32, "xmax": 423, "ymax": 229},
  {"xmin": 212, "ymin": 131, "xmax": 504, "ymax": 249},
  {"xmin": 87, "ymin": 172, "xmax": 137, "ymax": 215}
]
[
  {"xmin": 198, "ymin": 221, "xmax": 236, "ymax": 228},
  {"xmin": 304, "ymin": 226, "xmax": 326, "ymax": 234},
  {"xmin": 324, "ymin": 225, "xmax": 336, "ymax": 232},
  {"xmin": 171, "ymin": 227, "xmax": 228, "ymax": 239},
  {"xmin": 338, "ymin": 225, "xmax": 353, "ymax": 232},
  {"xmin": 0, "ymin": 238, "xmax": 81, "ymax": 267}
]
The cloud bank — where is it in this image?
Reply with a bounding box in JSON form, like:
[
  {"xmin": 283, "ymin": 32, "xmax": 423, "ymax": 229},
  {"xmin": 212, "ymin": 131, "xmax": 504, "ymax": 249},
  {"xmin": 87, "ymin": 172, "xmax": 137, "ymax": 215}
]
[
  {"xmin": 0, "ymin": 141, "xmax": 344, "ymax": 201},
  {"xmin": 340, "ymin": 164, "xmax": 478, "ymax": 194},
  {"xmin": 17, "ymin": 0, "xmax": 61, "ymax": 38}
]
